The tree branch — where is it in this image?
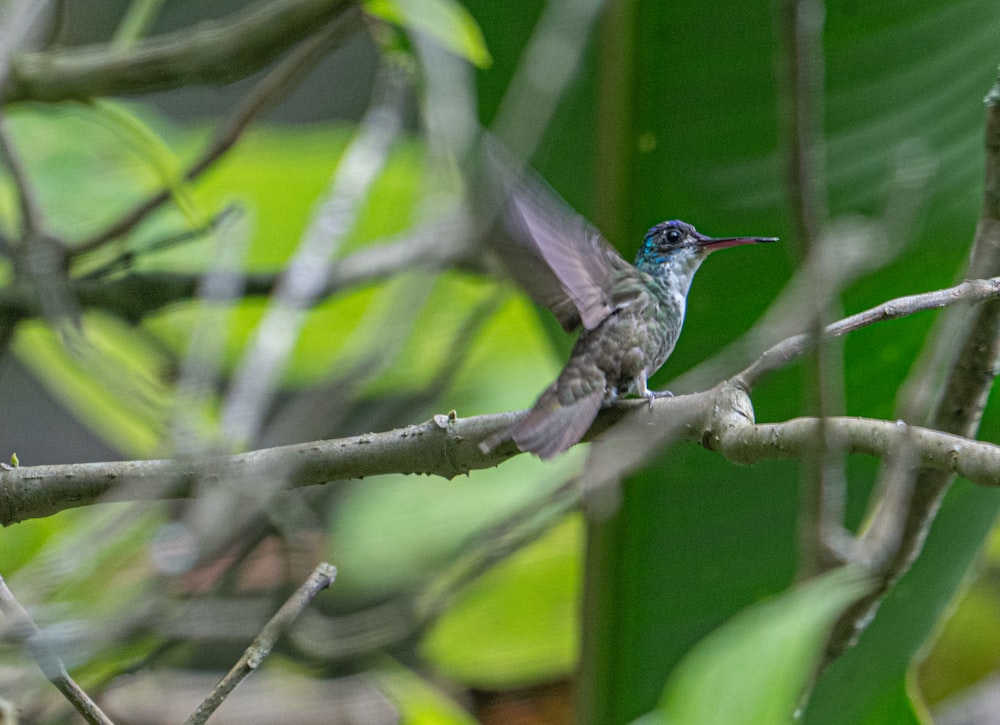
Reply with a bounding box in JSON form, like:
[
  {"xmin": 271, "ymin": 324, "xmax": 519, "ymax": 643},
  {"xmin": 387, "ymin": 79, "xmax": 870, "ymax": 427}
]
[
  {"xmin": 3, "ymin": 266, "xmax": 1000, "ymax": 526},
  {"xmin": 715, "ymin": 415, "xmax": 1000, "ymax": 486},
  {"xmin": 5, "ymin": 388, "xmax": 1000, "ymax": 526},
  {"xmin": 3, "ymin": 0, "xmax": 356, "ymax": 104},
  {"xmin": 0, "ymin": 410, "xmax": 530, "ymax": 525},
  {"xmin": 823, "ymin": 70, "xmax": 1000, "ymax": 660},
  {"xmin": 0, "ymin": 212, "xmax": 478, "ymax": 325}
]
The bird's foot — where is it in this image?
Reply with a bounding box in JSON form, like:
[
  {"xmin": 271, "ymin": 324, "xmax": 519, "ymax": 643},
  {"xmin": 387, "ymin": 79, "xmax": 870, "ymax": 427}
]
[{"xmin": 643, "ymin": 389, "xmax": 673, "ymax": 411}]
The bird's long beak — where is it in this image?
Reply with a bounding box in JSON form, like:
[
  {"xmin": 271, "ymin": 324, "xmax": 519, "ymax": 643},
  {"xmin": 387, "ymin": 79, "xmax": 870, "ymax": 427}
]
[{"xmin": 696, "ymin": 233, "xmax": 778, "ymax": 251}]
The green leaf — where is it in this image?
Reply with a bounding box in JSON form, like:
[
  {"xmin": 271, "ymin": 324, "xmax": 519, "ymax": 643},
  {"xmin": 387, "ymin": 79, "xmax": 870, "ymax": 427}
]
[
  {"xmin": 90, "ymin": 99, "xmax": 206, "ymax": 228},
  {"xmin": 643, "ymin": 566, "xmax": 873, "ymax": 725},
  {"xmin": 370, "ymin": 660, "xmax": 479, "ymax": 724},
  {"xmin": 365, "ymin": 0, "xmax": 492, "ymax": 68},
  {"xmin": 1, "ymin": 106, "xmax": 184, "ymax": 242},
  {"xmin": 420, "ymin": 516, "xmax": 582, "ymax": 687},
  {"xmin": 15, "ymin": 316, "xmax": 171, "ymax": 457},
  {"xmin": 805, "ymin": 482, "xmax": 999, "ymax": 724}
]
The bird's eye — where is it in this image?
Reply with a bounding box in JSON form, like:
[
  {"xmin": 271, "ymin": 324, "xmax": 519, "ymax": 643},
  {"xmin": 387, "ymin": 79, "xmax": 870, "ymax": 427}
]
[{"xmin": 666, "ymin": 228, "xmax": 682, "ymax": 243}]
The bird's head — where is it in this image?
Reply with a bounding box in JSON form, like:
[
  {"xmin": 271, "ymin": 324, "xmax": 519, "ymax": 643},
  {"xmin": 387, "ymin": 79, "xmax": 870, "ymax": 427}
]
[{"xmin": 635, "ymin": 220, "xmax": 777, "ymax": 278}]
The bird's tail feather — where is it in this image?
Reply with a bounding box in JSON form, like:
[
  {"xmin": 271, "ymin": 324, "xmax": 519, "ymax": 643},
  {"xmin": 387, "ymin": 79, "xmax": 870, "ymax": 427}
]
[{"xmin": 480, "ymin": 388, "xmax": 603, "ymax": 459}]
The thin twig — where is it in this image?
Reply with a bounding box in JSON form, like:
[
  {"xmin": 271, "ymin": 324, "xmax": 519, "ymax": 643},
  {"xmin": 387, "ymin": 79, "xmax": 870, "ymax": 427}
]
[
  {"xmin": 170, "ymin": 208, "xmax": 250, "ymax": 457},
  {"xmin": 0, "ymin": 575, "xmax": 115, "ymax": 725},
  {"xmin": 0, "ymin": 112, "xmax": 81, "ymax": 325},
  {"xmin": 0, "ymin": 211, "xmax": 475, "ymax": 323},
  {"xmin": 72, "ymin": 9, "xmax": 362, "ymax": 255},
  {"xmin": 491, "ymin": 0, "xmax": 604, "ymax": 161},
  {"xmin": 733, "ymin": 276, "xmax": 1000, "ymax": 390},
  {"xmin": 80, "ymin": 207, "xmax": 236, "ymax": 279},
  {"xmin": 182, "ymin": 562, "xmax": 337, "ymax": 725},
  {"xmin": 110, "ymin": 0, "xmax": 165, "ymax": 52}
]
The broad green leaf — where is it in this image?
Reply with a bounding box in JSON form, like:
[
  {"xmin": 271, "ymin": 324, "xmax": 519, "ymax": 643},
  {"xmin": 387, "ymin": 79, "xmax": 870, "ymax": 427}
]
[
  {"xmin": 644, "ymin": 566, "xmax": 873, "ymax": 725},
  {"xmin": 420, "ymin": 516, "xmax": 581, "ymax": 687},
  {"xmin": 91, "ymin": 99, "xmax": 205, "ymax": 228},
  {"xmin": 0, "ymin": 106, "xmax": 180, "ymax": 241},
  {"xmin": 328, "ymin": 437, "xmax": 581, "ymax": 604},
  {"xmin": 15, "ymin": 315, "xmax": 171, "ymax": 456},
  {"xmin": 370, "ymin": 660, "xmax": 479, "ymax": 724}
]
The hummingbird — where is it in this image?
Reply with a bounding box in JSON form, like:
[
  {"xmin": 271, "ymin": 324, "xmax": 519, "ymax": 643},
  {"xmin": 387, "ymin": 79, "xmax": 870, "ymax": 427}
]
[{"xmin": 478, "ymin": 162, "xmax": 776, "ymax": 459}]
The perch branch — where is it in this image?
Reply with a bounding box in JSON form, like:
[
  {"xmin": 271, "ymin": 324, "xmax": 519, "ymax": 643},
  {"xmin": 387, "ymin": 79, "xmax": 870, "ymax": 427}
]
[
  {"xmin": 4, "ymin": 270, "xmax": 1000, "ymax": 524},
  {"xmin": 5, "ymin": 389, "xmax": 1000, "ymax": 525}
]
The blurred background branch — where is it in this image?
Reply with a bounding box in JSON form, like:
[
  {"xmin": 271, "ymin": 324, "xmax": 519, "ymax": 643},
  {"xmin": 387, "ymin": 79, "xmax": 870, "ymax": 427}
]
[{"xmin": 2, "ymin": 0, "xmax": 357, "ymax": 103}]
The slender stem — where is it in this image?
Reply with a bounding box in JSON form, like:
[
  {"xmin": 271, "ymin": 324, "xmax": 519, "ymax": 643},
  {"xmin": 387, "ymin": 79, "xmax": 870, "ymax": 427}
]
[
  {"xmin": 782, "ymin": 0, "xmax": 842, "ymax": 576},
  {"xmin": 782, "ymin": 0, "xmax": 827, "ymax": 249},
  {"xmin": 0, "ymin": 575, "xmax": 115, "ymax": 725},
  {"xmin": 182, "ymin": 563, "xmax": 337, "ymax": 725},
  {"xmin": 110, "ymin": 0, "xmax": 165, "ymax": 52}
]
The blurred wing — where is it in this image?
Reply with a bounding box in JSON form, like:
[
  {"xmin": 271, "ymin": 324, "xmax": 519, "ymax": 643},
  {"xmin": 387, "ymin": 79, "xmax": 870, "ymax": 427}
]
[{"xmin": 481, "ymin": 140, "xmax": 634, "ymax": 331}]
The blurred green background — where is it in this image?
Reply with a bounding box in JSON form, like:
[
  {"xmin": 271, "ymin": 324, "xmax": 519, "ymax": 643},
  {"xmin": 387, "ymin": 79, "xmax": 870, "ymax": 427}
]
[{"xmin": 1, "ymin": 0, "xmax": 1000, "ymax": 723}]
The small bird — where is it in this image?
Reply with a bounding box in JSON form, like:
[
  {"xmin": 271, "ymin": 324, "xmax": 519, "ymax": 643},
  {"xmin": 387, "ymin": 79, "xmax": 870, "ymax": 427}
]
[{"xmin": 479, "ymin": 163, "xmax": 776, "ymax": 459}]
